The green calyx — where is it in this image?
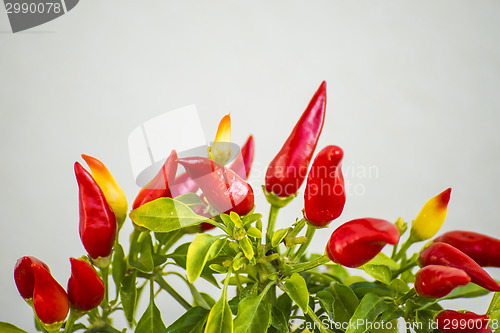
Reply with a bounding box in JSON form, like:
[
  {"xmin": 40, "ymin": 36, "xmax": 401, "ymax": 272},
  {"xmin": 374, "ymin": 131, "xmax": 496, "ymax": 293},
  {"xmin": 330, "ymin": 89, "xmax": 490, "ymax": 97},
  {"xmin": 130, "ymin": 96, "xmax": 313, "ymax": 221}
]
[{"xmin": 262, "ymin": 186, "xmax": 296, "ymax": 209}]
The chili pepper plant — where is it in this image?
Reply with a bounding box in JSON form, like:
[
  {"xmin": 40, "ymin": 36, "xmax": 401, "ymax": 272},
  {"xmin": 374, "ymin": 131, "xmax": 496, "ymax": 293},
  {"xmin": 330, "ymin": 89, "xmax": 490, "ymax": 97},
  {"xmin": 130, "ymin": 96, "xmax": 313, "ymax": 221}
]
[{"xmin": 6, "ymin": 82, "xmax": 500, "ymax": 333}]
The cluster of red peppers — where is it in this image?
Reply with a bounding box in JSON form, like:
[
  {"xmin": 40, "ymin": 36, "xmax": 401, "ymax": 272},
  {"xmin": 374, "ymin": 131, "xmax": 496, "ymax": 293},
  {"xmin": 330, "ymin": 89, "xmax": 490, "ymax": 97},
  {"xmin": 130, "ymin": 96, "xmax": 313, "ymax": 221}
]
[{"xmin": 12, "ymin": 81, "xmax": 500, "ymax": 333}]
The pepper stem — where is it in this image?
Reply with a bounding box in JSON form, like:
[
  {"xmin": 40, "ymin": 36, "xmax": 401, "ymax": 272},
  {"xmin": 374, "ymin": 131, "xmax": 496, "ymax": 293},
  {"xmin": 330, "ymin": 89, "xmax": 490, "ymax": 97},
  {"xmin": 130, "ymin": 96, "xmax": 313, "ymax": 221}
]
[
  {"xmin": 292, "ymin": 224, "xmax": 316, "ymax": 262},
  {"xmin": 266, "ymin": 204, "xmax": 280, "ymax": 244},
  {"xmin": 63, "ymin": 308, "xmax": 80, "ymax": 333},
  {"xmin": 154, "ymin": 273, "xmax": 192, "ymax": 310},
  {"xmin": 393, "ymin": 237, "xmax": 415, "ymax": 262},
  {"xmin": 99, "ymin": 266, "xmax": 110, "ymax": 319},
  {"xmin": 285, "ymin": 254, "xmax": 330, "ymax": 275}
]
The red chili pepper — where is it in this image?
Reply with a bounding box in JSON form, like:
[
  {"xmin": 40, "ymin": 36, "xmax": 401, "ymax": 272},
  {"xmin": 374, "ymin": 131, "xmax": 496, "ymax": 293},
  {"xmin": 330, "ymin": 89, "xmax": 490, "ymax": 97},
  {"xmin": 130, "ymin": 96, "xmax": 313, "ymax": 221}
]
[
  {"xmin": 14, "ymin": 256, "xmax": 50, "ymax": 300},
  {"xmin": 420, "ymin": 242, "xmax": 500, "ymax": 292},
  {"xmin": 178, "ymin": 157, "xmax": 254, "ymax": 216},
  {"xmin": 32, "ymin": 264, "xmax": 69, "ymax": 326},
  {"xmin": 415, "ymin": 265, "xmax": 470, "ymax": 298},
  {"xmin": 75, "ymin": 162, "xmax": 117, "ymax": 261},
  {"xmin": 67, "ymin": 258, "xmax": 105, "ymax": 311},
  {"xmin": 304, "ymin": 145, "xmax": 346, "ymax": 227},
  {"xmin": 435, "ymin": 310, "xmax": 489, "ymax": 333},
  {"xmin": 230, "ymin": 135, "xmax": 255, "ymax": 180},
  {"xmin": 265, "ymin": 82, "xmax": 326, "ymax": 197},
  {"xmin": 434, "ymin": 231, "xmax": 500, "ymax": 267},
  {"xmin": 133, "ymin": 150, "xmax": 178, "ymax": 209},
  {"xmin": 326, "ymin": 218, "xmax": 400, "ymax": 267},
  {"xmin": 171, "ymin": 171, "xmax": 199, "ymax": 198}
]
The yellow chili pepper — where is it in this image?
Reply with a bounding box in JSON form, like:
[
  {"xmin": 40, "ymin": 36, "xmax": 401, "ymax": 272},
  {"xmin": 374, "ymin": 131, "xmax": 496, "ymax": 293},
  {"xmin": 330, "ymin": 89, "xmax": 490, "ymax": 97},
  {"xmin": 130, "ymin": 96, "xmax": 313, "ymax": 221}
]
[
  {"xmin": 210, "ymin": 113, "xmax": 232, "ymax": 165},
  {"xmin": 81, "ymin": 154, "xmax": 128, "ymax": 229},
  {"xmin": 410, "ymin": 188, "xmax": 451, "ymax": 241}
]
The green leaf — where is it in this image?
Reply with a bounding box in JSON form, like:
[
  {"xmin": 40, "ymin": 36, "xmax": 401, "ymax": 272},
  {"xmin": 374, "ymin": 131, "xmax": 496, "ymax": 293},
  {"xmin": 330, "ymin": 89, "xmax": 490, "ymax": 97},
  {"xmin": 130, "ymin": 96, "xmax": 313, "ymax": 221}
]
[
  {"xmin": 135, "ymin": 290, "xmax": 166, "ymax": 333},
  {"xmin": 233, "ymin": 286, "xmax": 273, "ymax": 333},
  {"xmin": 350, "ymin": 282, "xmax": 394, "ymax": 298},
  {"xmin": 442, "ymin": 283, "xmax": 490, "ymax": 300},
  {"xmin": 164, "ymin": 306, "xmax": 209, "ymax": 333},
  {"xmin": 390, "ymin": 278, "xmax": 410, "ymax": 294},
  {"xmin": 316, "ymin": 290, "xmax": 335, "ymax": 320},
  {"xmin": 120, "ymin": 271, "xmax": 137, "ymax": 324},
  {"xmin": 271, "ymin": 294, "xmax": 292, "ymax": 332},
  {"xmin": 205, "ymin": 289, "xmax": 233, "ymax": 333},
  {"xmin": 208, "ymin": 238, "xmax": 228, "ymax": 260},
  {"xmin": 175, "ymin": 193, "xmax": 204, "ymax": 207},
  {"xmin": 346, "ymin": 293, "xmax": 388, "ymax": 333},
  {"xmin": 246, "ymin": 227, "xmax": 262, "ymax": 239},
  {"xmin": 0, "ymin": 322, "xmax": 28, "ymax": 333},
  {"xmin": 329, "ymin": 283, "xmax": 359, "ymax": 324},
  {"xmin": 239, "ymin": 237, "xmax": 254, "ymax": 260},
  {"xmin": 242, "ymin": 213, "xmax": 263, "ymax": 226},
  {"xmin": 488, "ymin": 292, "xmax": 500, "ymax": 321},
  {"xmin": 271, "ymin": 229, "xmax": 288, "ymax": 248},
  {"xmin": 130, "ymin": 197, "xmax": 208, "ymax": 232},
  {"xmin": 283, "ymin": 273, "xmax": 309, "ymax": 314},
  {"xmin": 324, "ymin": 264, "xmax": 349, "ymax": 283},
  {"xmin": 187, "ymin": 234, "xmax": 221, "ymax": 283},
  {"xmin": 130, "ymin": 232, "xmax": 155, "ymax": 273},
  {"xmin": 112, "ymin": 243, "xmax": 126, "ymax": 295},
  {"xmin": 365, "ymin": 252, "xmax": 399, "ymax": 270},
  {"xmin": 363, "ymin": 264, "xmax": 392, "ymax": 285}
]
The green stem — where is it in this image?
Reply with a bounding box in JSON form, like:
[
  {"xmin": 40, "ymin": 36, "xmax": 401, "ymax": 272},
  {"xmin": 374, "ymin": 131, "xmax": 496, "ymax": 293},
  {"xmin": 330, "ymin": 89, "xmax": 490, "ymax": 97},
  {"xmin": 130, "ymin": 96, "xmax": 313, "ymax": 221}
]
[
  {"xmin": 266, "ymin": 205, "xmax": 280, "ymax": 244},
  {"xmin": 159, "ymin": 230, "xmax": 185, "ymax": 254},
  {"xmin": 393, "ymin": 237, "xmax": 415, "ymax": 262},
  {"xmin": 398, "ymin": 288, "xmax": 416, "ymax": 304},
  {"xmin": 155, "ymin": 273, "xmax": 192, "ymax": 310},
  {"xmin": 306, "ymin": 304, "xmax": 329, "ymax": 333},
  {"xmin": 392, "ymin": 257, "xmax": 419, "ymax": 279},
  {"xmin": 292, "ymin": 224, "xmax": 316, "ymax": 262},
  {"xmin": 285, "ymin": 255, "xmax": 330, "ymax": 275},
  {"xmin": 63, "ymin": 309, "xmax": 80, "ymax": 333},
  {"xmin": 202, "ymin": 219, "xmax": 227, "ymax": 233},
  {"xmin": 99, "ymin": 266, "xmax": 110, "ymax": 319}
]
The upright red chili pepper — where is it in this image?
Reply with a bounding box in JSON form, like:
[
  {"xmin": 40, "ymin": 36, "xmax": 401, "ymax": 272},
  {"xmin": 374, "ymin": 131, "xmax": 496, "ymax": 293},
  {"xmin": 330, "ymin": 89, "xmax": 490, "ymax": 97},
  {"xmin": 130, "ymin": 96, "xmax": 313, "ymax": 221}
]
[
  {"xmin": 230, "ymin": 135, "xmax": 255, "ymax": 180},
  {"xmin": 171, "ymin": 171, "xmax": 200, "ymax": 198},
  {"xmin": 414, "ymin": 265, "xmax": 470, "ymax": 298},
  {"xmin": 67, "ymin": 258, "xmax": 105, "ymax": 311},
  {"xmin": 265, "ymin": 81, "xmax": 326, "ymax": 197},
  {"xmin": 435, "ymin": 310, "xmax": 489, "ymax": 333},
  {"xmin": 75, "ymin": 162, "xmax": 117, "ymax": 262},
  {"xmin": 326, "ymin": 218, "xmax": 400, "ymax": 267},
  {"xmin": 14, "ymin": 256, "xmax": 50, "ymax": 300},
  {"xmin": 420, "ymin": 242, "xmax": 500, "ymax": 292},
  {"xmin": 434, "ymin": 231, "xmax": 500, "ymax": 267},
  {"xmin": 178, "ymin": 157, "xmax": 254, "ymax": 216},
  {"xmin": 304, "ymin": 145, "xmax": 346, "ymax": 227},
  {"xmin": 133, "ymin": 150, "xmax": 178, "ymax": 209},
  {"xmin": 32, "ymin": 264, "xmax": 69, "ymax": 326}
]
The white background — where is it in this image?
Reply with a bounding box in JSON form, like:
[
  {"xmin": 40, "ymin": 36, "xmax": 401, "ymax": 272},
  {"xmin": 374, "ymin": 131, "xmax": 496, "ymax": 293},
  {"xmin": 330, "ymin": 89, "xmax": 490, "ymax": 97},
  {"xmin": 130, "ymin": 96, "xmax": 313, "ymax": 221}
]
[{"xmin": 1, "ymin": 1, "xmax": 499, "ymax": 330}]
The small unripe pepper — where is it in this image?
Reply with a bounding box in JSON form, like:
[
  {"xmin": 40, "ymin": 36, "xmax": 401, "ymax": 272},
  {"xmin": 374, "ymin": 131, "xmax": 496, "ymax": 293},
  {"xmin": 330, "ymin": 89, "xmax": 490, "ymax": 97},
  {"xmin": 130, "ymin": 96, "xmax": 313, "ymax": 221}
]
[
  {"xmin": 415, "ymin": 265, "xmax": 470, "ymax": 298},
  {"xmin": 420, "ymin": 242, "xmax": 500, "ymax": 292},
  {"xmin": 178, "ymin": 157, "xmax": 254, "ymax": 216},
  {"xmin": 133, "ymin": 150, "xmax": 178, "ymax": 209},
  {"xmin": 67, "ymin": 258, "xmax": 105, "ymax": 311},
  {"xmin": 435, "ymin": 310, "xmax": 489, "ymax": 333},
  {"xmin": 32, "ymin": 264, "xmax": 69, "ymax": 327},
  {"xmin": 75, "ymin": 162, "xmax": 117, "ymax": 262},
  {"xmin": 81, "ymin": 154, "xmax": 128, "ymax": 229},
  {"xmin": 326, "ymin": 218, "xmax": 400, "ymax": 267},
  {"xmin": 434, "ymin": 230, "xmax": 500, "ymax": 267},
  {"xmin": 265, "ymin": 81, "xmax": 326, "ymax": 197},
  {"xmin": 14, "ymin": 256, "xmax": 50, "ymax": 300},
  {"xmin": 304, "ymin": 145, "xmax": 346, "ymax": 227},
  {"xmin": 210, "ymin": 113, "xmax": 232, "ymax": 165},
  {"xmin": 410, "ymin": 188, "xmax": 451, "ymax": 241}
]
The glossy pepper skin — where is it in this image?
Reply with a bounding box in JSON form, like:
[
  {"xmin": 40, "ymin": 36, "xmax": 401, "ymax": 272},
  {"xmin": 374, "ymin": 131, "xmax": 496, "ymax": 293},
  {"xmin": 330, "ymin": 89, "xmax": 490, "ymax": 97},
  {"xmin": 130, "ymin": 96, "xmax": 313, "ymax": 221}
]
[
  {"xmin": 420, "ymin": 242, "xmax": 500, "ymax": 292},
  {"xmin": 211, "ymin": 113, "xmax": 232, "ymax": 165},
  {"xmin": 326, "ymin": 218, "xmax": 400, "ymax": 267},
  {"xmin": 75, "ymin": 162, "xmax": 117, "ymax": 260},
  {"xmin": 133, "ymin": 150, "xmax": 178, "ymax": 209},
  {"xmin": 81, "ymin": 154, "xmax": 128, "ymax": 229},
  {"xmin": 265, "ymin": 81, "xmax": 326, "ymax": 197},
  {"xmin": 230, "ymin": 135, "xmax": 255, "ymax": 180},
  {"xmin": 178, "ymin": 157, "xmax": 254, "ymax": 216},
  {"xmin": 415, "ymin": 265, "xmax": 470, "ymax": 298},
  {"xmin": 14, "ymin": 256, "xmax": 50, "ymax": 300},
  {"xmin": 67, "ymin": 258, "xmax": 105, "ymax": 311},
  {"xmin": 410, "ymin": 188, "xmax": 451, "ymax": 241},
  {"xmin": 304, "ymin": 145, "xmax": 346, "ymax": 227},
  {"xmin": 32, "ymin": 264, "xmax": 69, "ymax": 326},
  {"xmin": 435, "ymin": 310, "xmax": 489, "ymax": 333},
  {"xmin": 434, "ymin": 231, "xmax": 500, "ymax": 267}
]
